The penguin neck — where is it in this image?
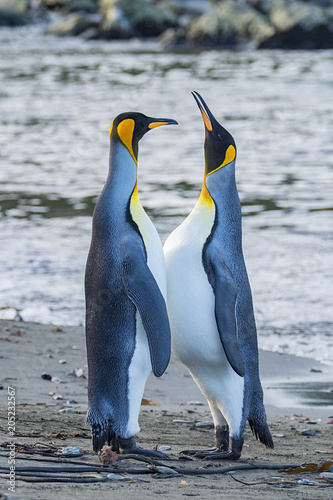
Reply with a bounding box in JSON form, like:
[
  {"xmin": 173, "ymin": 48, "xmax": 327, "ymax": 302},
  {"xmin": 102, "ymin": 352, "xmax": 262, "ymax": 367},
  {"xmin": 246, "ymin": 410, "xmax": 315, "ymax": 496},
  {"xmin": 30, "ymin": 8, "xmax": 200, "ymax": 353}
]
[
  {"xmin": 196, "ymin": 161, "xmax": 237, "ymax": 208},
  {"xmin": 184, "ymin": 177, "xmax": 215, "ymax": 240},
  {"xmin": 205, "ymin": 160, "xmax": 243, "ymax": 242},
  {"xmin": 106, "ymin": 141, "xmax": 138, "ymax": 206},
  {"xmin": 204, "ymin": 161, "xmax": 239, "ymax": 207}
]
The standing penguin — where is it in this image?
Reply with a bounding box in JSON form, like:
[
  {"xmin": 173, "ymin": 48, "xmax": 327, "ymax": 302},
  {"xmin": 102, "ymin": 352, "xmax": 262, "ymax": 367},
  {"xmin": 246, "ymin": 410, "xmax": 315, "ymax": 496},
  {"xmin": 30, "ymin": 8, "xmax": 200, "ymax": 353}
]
[
  {"xmin": 85, "ymin": 112, "xmax": 177, "ymax": 457},
  {"xmin": 164, "ymin": 92, "xmax": 273, "ymax": 460}
]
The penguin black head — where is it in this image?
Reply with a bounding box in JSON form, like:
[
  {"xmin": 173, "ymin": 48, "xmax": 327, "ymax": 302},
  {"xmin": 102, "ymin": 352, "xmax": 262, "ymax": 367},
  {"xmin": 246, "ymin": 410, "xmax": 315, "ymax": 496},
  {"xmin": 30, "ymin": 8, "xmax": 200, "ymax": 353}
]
[
  {"xmin": 192, "ymin": 91, "xmax": 236, "ymax": 177},
  {"xmin": 109, "ymin": 112, "xmax": 178, "ymax": 164}
]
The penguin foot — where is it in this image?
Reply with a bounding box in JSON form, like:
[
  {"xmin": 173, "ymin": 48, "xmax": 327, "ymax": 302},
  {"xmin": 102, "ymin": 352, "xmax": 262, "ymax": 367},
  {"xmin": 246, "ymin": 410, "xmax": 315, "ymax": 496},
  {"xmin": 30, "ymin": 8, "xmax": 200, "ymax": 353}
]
[
  {"xmin": 203, "ymin": 437, "xmax": 243, "ymax": 460},
  {"xmin": 118, "ymin": 436, "xmax": 169, "ymax": 459},
  {"xmin": 181, "ymin": 436, "xmax": 242, "ymax": 460},
  {"xmin": 203, "ymin": 449, "xmax": 241, "ymax": 461}
]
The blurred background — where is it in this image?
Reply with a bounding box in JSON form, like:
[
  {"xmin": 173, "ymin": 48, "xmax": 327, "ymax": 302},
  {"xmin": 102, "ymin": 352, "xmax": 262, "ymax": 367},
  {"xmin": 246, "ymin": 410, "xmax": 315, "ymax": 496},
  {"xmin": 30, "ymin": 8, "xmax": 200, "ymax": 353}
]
[{"xmin": 0, "ymin": 0, "xmax": 332, "ymax": 364}]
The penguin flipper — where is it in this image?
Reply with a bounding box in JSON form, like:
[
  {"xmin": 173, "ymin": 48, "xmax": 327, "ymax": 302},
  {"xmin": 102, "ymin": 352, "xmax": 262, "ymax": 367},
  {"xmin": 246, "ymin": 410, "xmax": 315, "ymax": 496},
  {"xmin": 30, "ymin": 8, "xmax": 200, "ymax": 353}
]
[
  {"xmin": 213, "ymin": 261, "xmax": 245, "ymax": 377},
  {"xmin": 121, "ymin": 241, "xmax": 171, "ymax": 378}
]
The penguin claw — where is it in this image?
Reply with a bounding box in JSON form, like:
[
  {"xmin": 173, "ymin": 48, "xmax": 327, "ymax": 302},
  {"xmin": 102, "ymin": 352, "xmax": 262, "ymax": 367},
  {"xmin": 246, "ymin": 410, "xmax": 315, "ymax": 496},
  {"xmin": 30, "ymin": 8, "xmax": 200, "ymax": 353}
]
[
  {"xmin": 203, "ymin": 450, "xmax": 241, "ymax": 461},
  {"xmin": 116, "ymin": 436, "xmax": 169, "ymax": 459}
]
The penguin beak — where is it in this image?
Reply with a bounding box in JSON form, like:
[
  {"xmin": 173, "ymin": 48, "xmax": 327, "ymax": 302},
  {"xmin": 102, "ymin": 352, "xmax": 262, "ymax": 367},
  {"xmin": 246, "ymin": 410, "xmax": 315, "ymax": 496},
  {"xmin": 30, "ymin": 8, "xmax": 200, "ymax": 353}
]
[
  {"xmin": 148, "ymin": 118, "xmax": 178, "ymax": 130},
  {"xmin": 192, "ymin": 91, "xmax": 216, "ymax": 132}
]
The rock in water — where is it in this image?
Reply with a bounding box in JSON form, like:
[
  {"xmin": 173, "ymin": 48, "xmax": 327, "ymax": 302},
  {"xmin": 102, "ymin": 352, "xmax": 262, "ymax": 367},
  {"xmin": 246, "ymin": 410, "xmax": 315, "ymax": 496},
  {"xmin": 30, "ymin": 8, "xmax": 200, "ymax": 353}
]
[
  {"xmin": 45, "ymin": 12, "xmax": 97, "ymax": 36},
  {"xmin": 0, "ymin": 0, "xmax": 31, "ymax": 26},
  {"xmin": 188, "ymin": 1, "xmax": 275, "ymax": 48},
  {"xmin": 99, "ymin": 0, "xmax": 177, "ymax": 38},
  {"xmin": 258, "ymin": 0, "xmax": 333, "ymax": 49}
]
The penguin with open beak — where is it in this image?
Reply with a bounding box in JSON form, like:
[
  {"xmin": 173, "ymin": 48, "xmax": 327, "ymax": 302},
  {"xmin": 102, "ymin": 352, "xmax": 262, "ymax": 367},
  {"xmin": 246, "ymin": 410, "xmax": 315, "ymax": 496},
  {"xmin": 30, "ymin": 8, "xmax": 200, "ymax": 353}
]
[
  {"xmin": 164, "ymin": 92, "xmax": 273, "ymax": 460},
  {"xmin": 85, "ymin": 112, "xmax": 177, "ymax": 457}
]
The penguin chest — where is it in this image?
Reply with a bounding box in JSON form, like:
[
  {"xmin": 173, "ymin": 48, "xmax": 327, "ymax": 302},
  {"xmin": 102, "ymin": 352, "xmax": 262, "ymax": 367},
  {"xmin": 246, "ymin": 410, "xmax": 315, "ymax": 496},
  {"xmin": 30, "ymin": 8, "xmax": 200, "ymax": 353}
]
[
  {"xmin": 164, "ymin": 201, "xmax": 224, "ymax": 367},
  {"xmin": 123, "ymin": 194, "xmax": 167, "ymax": 437},
  {"xmin": 129, "ymin": 193, "xmax": 166, "ymax": 296}
]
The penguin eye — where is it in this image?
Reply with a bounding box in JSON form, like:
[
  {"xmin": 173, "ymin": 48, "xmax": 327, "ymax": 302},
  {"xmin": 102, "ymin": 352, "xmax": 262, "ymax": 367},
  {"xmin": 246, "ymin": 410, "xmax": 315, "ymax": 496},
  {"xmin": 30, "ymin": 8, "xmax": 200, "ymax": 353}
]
[{"xmin": 217, "ymin": 133, "xmax": 223, "ymax": 141}]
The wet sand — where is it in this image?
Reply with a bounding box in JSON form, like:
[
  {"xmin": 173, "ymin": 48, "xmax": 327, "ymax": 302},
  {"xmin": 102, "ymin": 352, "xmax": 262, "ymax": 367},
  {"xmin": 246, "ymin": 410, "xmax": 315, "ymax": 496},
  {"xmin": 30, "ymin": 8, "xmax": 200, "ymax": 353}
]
[{"xmin": 1, "ymin": 319, "xmax": 333, "ymax": 499}]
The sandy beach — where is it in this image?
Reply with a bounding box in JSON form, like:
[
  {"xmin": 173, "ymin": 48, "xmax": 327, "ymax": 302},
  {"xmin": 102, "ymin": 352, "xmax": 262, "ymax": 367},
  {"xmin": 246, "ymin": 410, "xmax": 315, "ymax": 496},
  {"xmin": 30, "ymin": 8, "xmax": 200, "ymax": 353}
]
[{"xmin": 1, "ymin": 319, "xmax": 333, "ymax": 499}]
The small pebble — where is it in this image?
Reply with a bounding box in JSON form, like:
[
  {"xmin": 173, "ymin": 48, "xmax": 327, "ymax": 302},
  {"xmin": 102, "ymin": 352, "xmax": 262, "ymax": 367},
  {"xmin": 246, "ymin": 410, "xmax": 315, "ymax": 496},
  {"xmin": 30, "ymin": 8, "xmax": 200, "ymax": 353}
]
[
  {"xmin": 147, "ymin": 465, "xmax": 179, "ymax": 475},
  {"xmin": 58, "ymin": 359, "xmax": 67, "ymax": 364},
  {"xmin": 195, "ymin": 421, "xmax": 214, "ymax": 429},
  {"xmin": 107, "ymin": 473, "xmax": 132, "ymax": 480},
  {"xmin": 75, "ymin": 368, "xmax": 88, "ymax": 378},
  {"xmin": 272, "ymin": 433, "xmax": 285, "ymax": 438},
  {"xmin": 309, "ymin": 367, "xmax": 322, "ymax": 373},
  {"xmin": 0, "ymin": 385, "xmax": 4, "ymax": 390},
  {"xmin": 187, "ymin": 401, "xmax": 205, "ymax": 406},
  {"xmin": 59, "ymin": 407, "xmax": 74, "ymax": 414},
  {"xmin": 298, "ymin": 478, "xmax": 319, "ymax": 485},
  {"xmin": 52, "ymin": 393, "xmax": 63, "ymax": 400},
  {"xmin": 320, "ymin": 472, "xmax": 333, "ymax": 478},
  {"xmin": 41, "ymin": 373, "xmax": 52, "ymax": 380},
  {"xmin": 296, "ymin": 428, "xmax": 316, "ymax": 436},
  {"xmin": 51, "ymin": 377, "xmax": 64, "ymax": 384},
  {"xmin": 66, "ymin": 399, "xmax": 78, "ymax": 405},
  {"xmin": 159, "ymin": 445, "xmax": 171, "ymax": 451},
  {"xmin": 61, "ymin": 446, "xmax": 81, "ymax": 455},
  {"xmin": 329, "ymin": 465, "xmax": 333, "ymax": 472},
  {"xmin": 72, "ymin": 345, "xmax": 80, "ymax": 350}
]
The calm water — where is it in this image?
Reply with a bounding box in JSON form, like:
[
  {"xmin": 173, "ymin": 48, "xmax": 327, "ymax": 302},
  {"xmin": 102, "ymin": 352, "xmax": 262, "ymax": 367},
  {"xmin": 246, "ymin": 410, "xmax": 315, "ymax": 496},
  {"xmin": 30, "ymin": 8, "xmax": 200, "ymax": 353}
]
[{"xmin": 0, "ymin": 28, "xmax": 332, "ymax": 364}]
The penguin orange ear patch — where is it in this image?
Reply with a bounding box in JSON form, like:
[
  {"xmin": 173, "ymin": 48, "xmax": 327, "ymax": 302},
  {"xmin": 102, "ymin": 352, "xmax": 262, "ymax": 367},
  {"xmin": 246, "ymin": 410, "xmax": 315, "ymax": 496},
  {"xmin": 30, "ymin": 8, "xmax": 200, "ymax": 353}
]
[
  {"xmin": 221, "ymin": 145, "xmax": 236, "ymax": 168},
  {"xmin": 207, "ymin": 145, "xmax": 236, "ymax": 176},
  {"xmin": 109, "ymin": 121, "xmax": 113, "ymax": 140},
  {"xmin": 117, "ymin": 118, "xmax": 137, "ymax": 164}
]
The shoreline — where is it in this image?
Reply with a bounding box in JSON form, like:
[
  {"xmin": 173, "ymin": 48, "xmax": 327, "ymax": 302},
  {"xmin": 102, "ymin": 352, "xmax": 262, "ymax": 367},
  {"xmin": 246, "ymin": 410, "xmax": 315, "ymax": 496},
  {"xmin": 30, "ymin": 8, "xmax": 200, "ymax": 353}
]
[
  {"xmin": 1, "ymin": 319, "xmax": 333, "ymax": 499},
  {"xmin": 1, "ymin": 318, "xmax": 332, "ymax": 415}
]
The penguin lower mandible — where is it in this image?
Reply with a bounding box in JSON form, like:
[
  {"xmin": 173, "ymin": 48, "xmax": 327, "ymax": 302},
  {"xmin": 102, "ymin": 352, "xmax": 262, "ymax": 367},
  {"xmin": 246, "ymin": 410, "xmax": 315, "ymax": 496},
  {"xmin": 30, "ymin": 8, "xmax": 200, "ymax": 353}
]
[
  {"xmin": 164, "ymin": 92, "xmax": 273, "ymax": 460},
  {"xmin": 85, "ymin": 112, "xmax": 177, "ymax": 457}
]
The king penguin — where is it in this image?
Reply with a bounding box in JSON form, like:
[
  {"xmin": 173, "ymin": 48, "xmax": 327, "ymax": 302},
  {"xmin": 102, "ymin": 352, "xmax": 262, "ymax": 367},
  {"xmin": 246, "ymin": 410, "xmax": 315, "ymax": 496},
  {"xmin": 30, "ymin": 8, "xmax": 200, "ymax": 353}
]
[
  {"xmin": 163, "ymin": 92, "xmax": 273, "ymax": 460},
  {"xmin": 85, "ymin": 111, "xmax": 177, "ymax": 457}
]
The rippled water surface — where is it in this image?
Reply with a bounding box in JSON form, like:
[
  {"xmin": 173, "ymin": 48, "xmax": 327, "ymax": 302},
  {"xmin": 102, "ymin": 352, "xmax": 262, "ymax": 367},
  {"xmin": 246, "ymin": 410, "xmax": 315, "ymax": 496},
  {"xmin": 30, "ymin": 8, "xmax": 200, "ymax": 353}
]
[{"xmin": 0, "ymin": 28, "xmax": 332, "ymax": 364}]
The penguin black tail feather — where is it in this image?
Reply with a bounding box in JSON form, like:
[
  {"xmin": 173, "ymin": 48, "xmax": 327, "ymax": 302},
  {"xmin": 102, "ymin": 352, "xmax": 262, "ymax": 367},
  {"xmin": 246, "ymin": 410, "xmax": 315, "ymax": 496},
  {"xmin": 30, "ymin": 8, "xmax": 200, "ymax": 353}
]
[
  {"xmin": 248, "ymin": 418, "xmax": 274, "ymax": 449},
  {"xmin": 91, "ymin": 421, "xmax": 119, "ymax": 452}
]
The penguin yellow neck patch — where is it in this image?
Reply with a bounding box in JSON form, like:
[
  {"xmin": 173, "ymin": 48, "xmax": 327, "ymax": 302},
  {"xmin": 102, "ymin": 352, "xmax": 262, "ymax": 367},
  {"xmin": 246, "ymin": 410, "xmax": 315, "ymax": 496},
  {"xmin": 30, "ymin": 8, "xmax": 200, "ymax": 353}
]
[
  {"xmin": 109, "ymin": 121, "xmax": 113, "ymax": 140},
  {"xmin": 207, "ymin": 145, "xmax": 236, "ymax": 176},
  {"xmin": 199, "ymin": 180, "xmax": 214, "ymax": 207},
  {"xmin": 130, "ymin": 183, "xmax": 152, "ymax": 245},
  {"xmin": 117, "ymin": 119, "xmax": 137, "ymax": 164},
  {"xmin": 131, "ymin": 183, "xmax": 139, "ymax": 204}
]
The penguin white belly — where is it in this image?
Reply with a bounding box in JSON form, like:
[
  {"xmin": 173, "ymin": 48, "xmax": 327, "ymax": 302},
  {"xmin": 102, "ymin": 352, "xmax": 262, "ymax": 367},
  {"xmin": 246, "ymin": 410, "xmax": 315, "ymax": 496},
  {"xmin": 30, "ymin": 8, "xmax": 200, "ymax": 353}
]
[
  {"xmin": 164, "ymin": 204, "xmax": 244, "ymax": 431},
  {"xmin": 126, "ymin": 194, "xmax": 166, "ymax": 437}
]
